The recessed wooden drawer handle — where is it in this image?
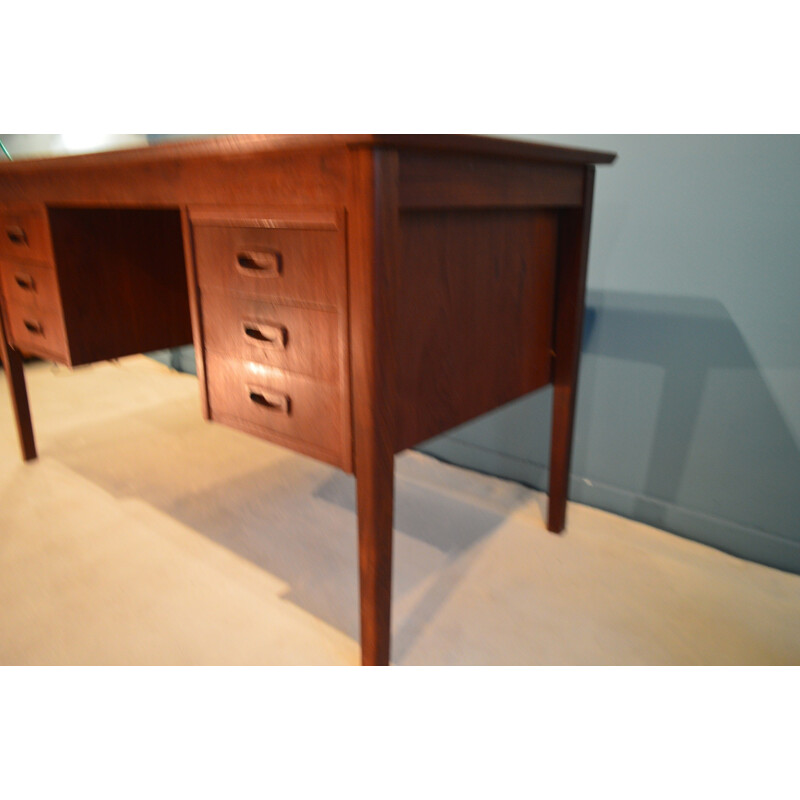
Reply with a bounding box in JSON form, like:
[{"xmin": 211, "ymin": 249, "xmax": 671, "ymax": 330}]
[
  {"xmin": 14, "ymin": 273, "xmax": 36, "ymax": 292},
  {"xmin": 23, "ymin": 319, "xmax": 44, "ymax": 336},
  {"xmin": 6, "ymin": 225, "xmax": 28, "ymax": 246},
  {"xmin": 236, "ymin": 250, "xmax": 282, "ymax": 277},
  {"xmin": 247, "ymin": 386, "xmax": 291, "ymax": 415},
  {"xmin": 243, "ymin": 320, "xmax": 287, "ymax": 350}
]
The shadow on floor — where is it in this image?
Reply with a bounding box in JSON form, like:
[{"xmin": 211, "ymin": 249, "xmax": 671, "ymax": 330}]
[{"xmin": 44, "ymin": 401, "xmax": 523, "ymax": 654}]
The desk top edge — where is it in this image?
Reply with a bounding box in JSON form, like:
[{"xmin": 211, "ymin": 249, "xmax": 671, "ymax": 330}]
[{"xmin": 0, "ymin": 135, "xmax": 617, "ymax": 174}]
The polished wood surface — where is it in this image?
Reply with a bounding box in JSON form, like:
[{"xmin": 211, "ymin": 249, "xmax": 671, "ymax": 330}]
[
  {"xmin": 0, "ymin": 135, "xmax": 615, "ymax": 665},
  {"xmin": 191, "ymin": 204, "xmax": 352, "ymax": 472},
  {"xmin": 348, "ymin": 147, "xmax": 400, "ymax": 667},
  {"xmin": 48, "ymin": 208, "xmax": 192, "ymax": 366},
  {"xmin": 0, "ymin": 292, "xmax": 36, "ymax": 460},
  {"xmin": 192, "ymin": 213, "xmax": 347, "ymax": 309},
  {"xmin": 0, "ymin": 135, "xmax": 616, "ymax": 174},
  {"xmin": 398, "ymin": 151, "xmax": 584, "ymax": 209},
  {"xmin": 0, "ymin": 204, "xmax": 54, "ymax": 264},
  {"xmin": 0, "ymin": 259, "xmax": 63, "ymax": 315},
  {"xmin": 548, "ymin": 167, "xmax": 597, "ymax": 533},
  {"xmin": 393, "ymin": 208, "xmax": 559, "ymax": 452},
  {"xmin": 1, "ymin": 149, "xmax": 351, "ymax": 207},
  {"xmin": 205, "ymin": 352, "xmax": 347, "ymax": 468},
  {"xmin": 3, "ymin": 294, "xmax": 68, "ymax": 363},
  {"xmin": 201, "ymin": 289, "xmax": 340, "ymax": 382}
]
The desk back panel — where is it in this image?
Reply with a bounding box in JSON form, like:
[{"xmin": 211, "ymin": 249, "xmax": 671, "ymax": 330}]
[{"xmin": 47, "ymin": 207, "xmax": 192, "ymax": 366}]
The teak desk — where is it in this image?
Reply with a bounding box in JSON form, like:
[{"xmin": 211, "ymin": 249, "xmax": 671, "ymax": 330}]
[{"xmin": 0, "ymin": 135, "xmax": 615, "ymax": 665}]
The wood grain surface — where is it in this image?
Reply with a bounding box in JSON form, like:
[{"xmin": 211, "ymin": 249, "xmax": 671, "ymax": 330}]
[{"xmin": 0, "ymin": 135, "xmax": 615, "ymax": 665}]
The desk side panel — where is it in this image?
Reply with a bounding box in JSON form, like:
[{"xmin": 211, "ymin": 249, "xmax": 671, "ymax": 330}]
[
  {"xmin": 392, "ymin": 207, "xmax": 559, "ymax": 453},
  {"xmin": 398, "ymin": 151, "xmax": 584, "ymax": 209}
]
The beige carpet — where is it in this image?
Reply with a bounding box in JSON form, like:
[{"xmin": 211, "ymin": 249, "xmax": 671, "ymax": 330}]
[{"xmin": 1, "ymin": 356, "xmax": 799, "ymax": 665}]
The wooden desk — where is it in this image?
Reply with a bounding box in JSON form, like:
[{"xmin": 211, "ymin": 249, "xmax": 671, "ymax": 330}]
[{"xmin": 0, "ymin": 135, "xmax": 615, "ymax": 665}]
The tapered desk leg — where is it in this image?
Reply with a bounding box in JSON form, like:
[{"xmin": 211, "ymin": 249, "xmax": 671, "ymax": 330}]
[
  {"xmin": 548, "ymin": 167, "xmax": 595, "ymax": 533},
  {"xmin": 548, "ymin": 384, "xmax": 578, "ymax": 533},
  {"xmin": 355, "ymin": 446, "xmax": 394, "ymax": 667},
  {"xmin": 0, "ymin": 303, "xmax": 37, "ymax": 461},
  {"xmin": 349, "ymin": 147, "xmax": 399, "ymax": 667}
]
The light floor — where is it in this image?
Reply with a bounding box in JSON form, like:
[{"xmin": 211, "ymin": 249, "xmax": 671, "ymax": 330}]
[{"xmin": 1, "ymin": 356, "xmax": 799, "ymax": 665}]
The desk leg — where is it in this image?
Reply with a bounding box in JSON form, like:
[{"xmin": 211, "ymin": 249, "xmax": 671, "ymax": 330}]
[
  {"xmin": 350, "ymin": 146, "xmax": 398, "ymax": 666},
  {"xmin": 548, "ymin": 167, "xmax": 595, "ymax": 533},
  {"xmin": 548, "ymin": 380, "xmax": 578, "ymax": 533},
  {"xmin": 355, "ymin": 447, "xmax": 394, "ymax": 666},
  {"xmin": 0, "ymin": 303, "xmax": 37, "ymax": 461}
]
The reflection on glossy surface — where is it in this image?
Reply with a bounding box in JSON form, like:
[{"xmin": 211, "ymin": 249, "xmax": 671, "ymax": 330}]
[{"xmin": 0, "ymin": 133, "xmax": 148, "ymax": 160}]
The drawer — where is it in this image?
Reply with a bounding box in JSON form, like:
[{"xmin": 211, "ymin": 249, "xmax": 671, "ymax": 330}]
[
  {"xmin": 192, "ymin": 223, "xmax": 346, "ymax": 308},
  {"xmin": 5, "ymin": 301, "xmax": 68, "ymax": 362},
  {"xmin": 0, "ymin": 206, "xmax": 53, "ymax": 265},
  {"xmin": 206, "ymin": 353, "xmax": 344, "ymax": 465},
  {"xmin": 201, "ymin": 288, "xmax": 340, "ymax": 382},
  {"xmin": 0, "ymin": 260, "xmax": 63, "ymax": 313}
]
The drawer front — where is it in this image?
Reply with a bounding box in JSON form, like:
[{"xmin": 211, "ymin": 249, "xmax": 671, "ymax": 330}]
[
  {"xmin": 5, "ymin": 302, "xmax": 68, "ymax": 362},
  {"xmin": 0, "ymin": 260, "xmax": 63, "ymax": 313},
  {"xmin": 0, "ymin": 206, "xmax": 53, "ymax": 265},
  {"xmin": 201, "ymin": 288, "xmax": 340, "ymax": 382},
  {"xmin": 205, "ymin": 353, "xmax": 344, "ymax": 465},
  {"xmin": 193, "ymin": 224, "xmax": 346, "ymax": 308}
]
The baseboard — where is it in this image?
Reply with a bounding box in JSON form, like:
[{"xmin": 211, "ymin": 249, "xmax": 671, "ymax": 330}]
[{"xmin": 418, "ymin": 435, "xmax": 800, "ymax": 575}]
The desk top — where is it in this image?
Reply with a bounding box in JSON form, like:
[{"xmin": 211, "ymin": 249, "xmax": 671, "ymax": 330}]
[{"xmin": 0, "ymin": 134, "xmax": 616, "ymax": 174}]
